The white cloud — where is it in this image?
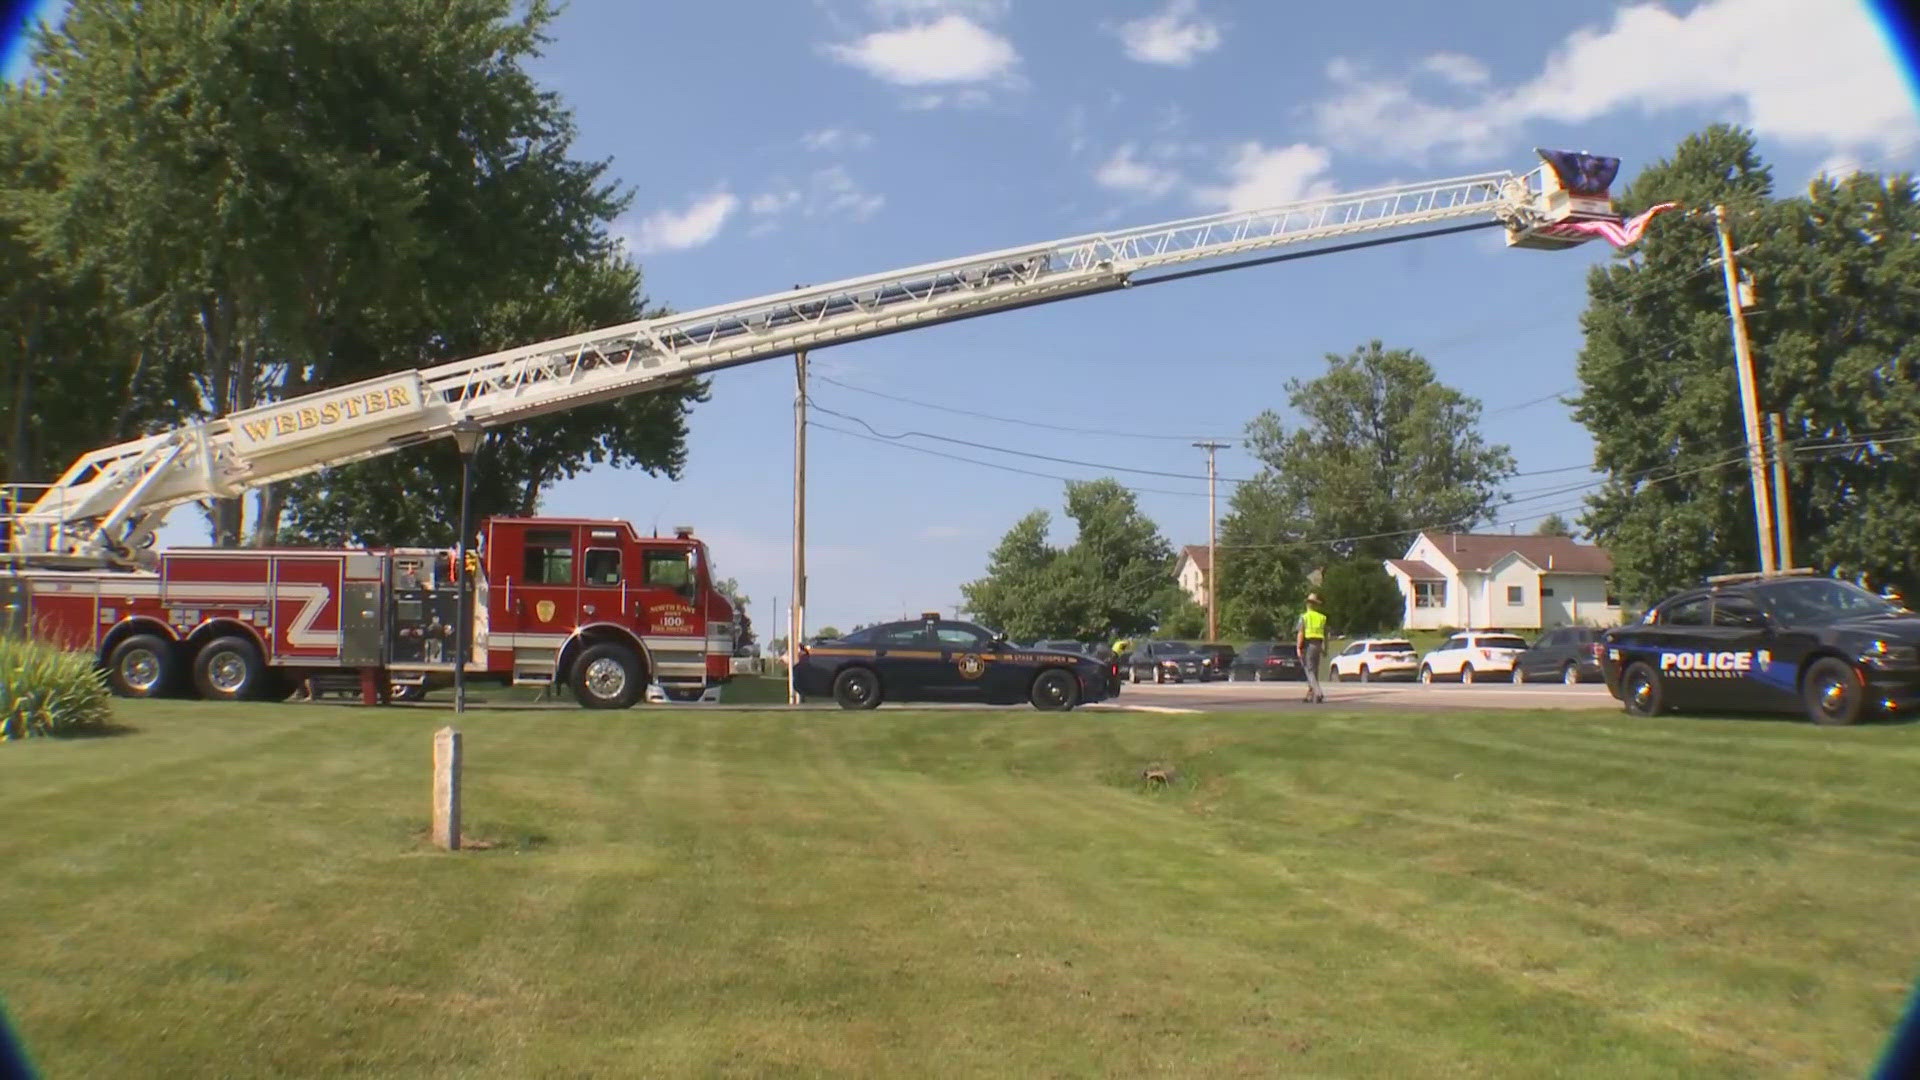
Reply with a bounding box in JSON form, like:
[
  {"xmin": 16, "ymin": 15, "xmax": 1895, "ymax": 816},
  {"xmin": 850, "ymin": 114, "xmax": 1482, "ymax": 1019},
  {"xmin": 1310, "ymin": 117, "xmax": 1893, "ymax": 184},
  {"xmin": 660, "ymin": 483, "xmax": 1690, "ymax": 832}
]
[
  {"xmin": 1194, "ymin": 142, "xmax": 1337, "ymax": 211},
  {"xmin": 801, "ymin": 127, "xmax": 875, "ymax": 151},
  {"xmin": 746, "ymin": 167, "xmax": 886, "ymax": 233},
  {"xmin": 1094, "ymin": 143, "xmax": 1183, "ymax": 198},
  {"xmin": 1416, "ymin": 52, "xmax": 1489, "ymax": 88},
  {"xmin": 1116, "ymin": 0, "xmax": 1222, "ymax": 67},
  {"xmin": 620, "ymin": 191, "xmax": 739, "ymax": 254},
  {"xmin": 827, "ymin": 14, "xmax": 1017, "ymax": 85},
  {"xmin": 1312, "ymin": 0, "xmax": 1919, "ymax": 164}
]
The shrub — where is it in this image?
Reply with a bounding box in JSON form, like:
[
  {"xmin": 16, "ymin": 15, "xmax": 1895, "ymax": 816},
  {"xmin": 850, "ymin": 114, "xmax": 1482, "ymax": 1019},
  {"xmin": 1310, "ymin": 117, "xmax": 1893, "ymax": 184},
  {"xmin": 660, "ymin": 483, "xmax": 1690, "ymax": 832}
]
[{"xmin": 1, "ymin": 636, "xmax": 112, "ymax": 740}]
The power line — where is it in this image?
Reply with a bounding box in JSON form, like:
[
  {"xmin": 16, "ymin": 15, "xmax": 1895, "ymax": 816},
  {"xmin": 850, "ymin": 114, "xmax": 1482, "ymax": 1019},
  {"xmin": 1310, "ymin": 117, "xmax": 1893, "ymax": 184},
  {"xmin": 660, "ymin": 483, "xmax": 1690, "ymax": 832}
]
[
  {"xmin": 813, "ymin": 374, "xmax": 1239, "ymax": 443},
  {"xmin": 806, "ymin": 420, "xmax": 1212, "ymax": 499}
]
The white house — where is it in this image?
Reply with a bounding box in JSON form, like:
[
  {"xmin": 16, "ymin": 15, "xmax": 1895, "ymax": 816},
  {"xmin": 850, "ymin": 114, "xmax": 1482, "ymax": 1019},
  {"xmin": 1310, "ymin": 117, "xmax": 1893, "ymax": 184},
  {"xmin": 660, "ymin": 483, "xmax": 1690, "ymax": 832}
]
[
  {"xmin": 1174, "ymin": 545, "xmax": 1210, "ymax": 605},
  {"xmin": 1384, "ymin": 532, "xmax": 1622, "ymax": 631}
]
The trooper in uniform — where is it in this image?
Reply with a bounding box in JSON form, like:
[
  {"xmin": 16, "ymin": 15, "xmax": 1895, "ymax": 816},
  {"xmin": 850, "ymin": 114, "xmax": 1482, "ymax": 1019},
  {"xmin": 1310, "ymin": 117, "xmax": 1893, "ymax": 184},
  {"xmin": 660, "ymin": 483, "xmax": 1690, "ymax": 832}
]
[{"xmin": 1295, "ymin": 592, "xmax": 1328, "ymax": 703}]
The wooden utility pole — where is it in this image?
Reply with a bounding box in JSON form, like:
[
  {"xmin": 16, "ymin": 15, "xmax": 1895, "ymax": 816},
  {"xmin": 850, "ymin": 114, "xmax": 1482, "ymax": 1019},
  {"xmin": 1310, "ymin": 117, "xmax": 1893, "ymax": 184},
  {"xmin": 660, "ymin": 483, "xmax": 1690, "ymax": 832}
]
[
  {"xmin": 1769, "ymin": 412, "xmax": 1795, "ymax": 571},
  {"xmin": 1193, "ymin": 440, "xmax": 1227, "ymax": 640},
  {"xmin": 1713, "ymin": 204, "xmax": 1777, "ymax": 575},
  {"xmin": 789, "ymin": 350, "xmax": 808, "ymax": 705}
]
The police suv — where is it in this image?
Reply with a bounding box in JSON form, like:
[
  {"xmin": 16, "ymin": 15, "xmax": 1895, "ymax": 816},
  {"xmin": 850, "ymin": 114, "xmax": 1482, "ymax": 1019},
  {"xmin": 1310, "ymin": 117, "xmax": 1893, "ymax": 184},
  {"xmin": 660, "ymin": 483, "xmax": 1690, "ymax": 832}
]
[{"xmin": 1600, "ymin": 570, "xmax": 1920, "ymax": 725}]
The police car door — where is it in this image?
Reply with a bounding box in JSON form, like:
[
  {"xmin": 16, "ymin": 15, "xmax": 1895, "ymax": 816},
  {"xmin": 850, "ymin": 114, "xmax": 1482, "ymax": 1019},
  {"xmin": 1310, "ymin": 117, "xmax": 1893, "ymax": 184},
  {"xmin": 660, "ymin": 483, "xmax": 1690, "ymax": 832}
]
[{"xmin": 1708, "ymin": 593, "xmax": 1781, "ymax": 711}]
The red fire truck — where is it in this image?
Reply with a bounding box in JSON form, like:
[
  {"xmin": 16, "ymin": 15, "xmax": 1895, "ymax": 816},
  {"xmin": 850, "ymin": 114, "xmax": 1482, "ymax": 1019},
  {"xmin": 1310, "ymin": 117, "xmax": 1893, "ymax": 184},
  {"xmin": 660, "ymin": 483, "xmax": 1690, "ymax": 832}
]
[
  {"xmin": 0, "ymin": 149, "xmax": 1620, "ymax": 708},
  {"xmin": 1, "ymin": 516, "xmax": 737, "ymax": 708}
]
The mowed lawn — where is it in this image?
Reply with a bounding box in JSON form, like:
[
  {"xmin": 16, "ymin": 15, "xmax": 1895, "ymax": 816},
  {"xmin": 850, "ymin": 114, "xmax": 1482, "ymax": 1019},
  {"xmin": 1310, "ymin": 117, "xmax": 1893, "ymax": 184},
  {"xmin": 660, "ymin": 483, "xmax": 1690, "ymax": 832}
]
[{"xmin": 3, "ymin": 700, "xmax": 1919, "ymax": 1077}]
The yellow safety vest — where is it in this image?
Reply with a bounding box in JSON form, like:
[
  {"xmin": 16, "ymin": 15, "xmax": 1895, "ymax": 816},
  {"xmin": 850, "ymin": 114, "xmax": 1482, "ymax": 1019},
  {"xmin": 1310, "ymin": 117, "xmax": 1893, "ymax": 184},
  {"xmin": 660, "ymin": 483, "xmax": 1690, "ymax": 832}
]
[{"xmin": 1300, "ymin": 609, "xmax": 1328, "ymax": 640}]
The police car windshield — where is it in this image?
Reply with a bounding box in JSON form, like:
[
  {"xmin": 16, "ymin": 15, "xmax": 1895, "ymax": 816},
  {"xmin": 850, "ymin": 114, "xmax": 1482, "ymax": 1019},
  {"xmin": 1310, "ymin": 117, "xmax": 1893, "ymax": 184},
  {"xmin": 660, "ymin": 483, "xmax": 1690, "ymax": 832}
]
[{"xmin": 1755, "ymin": 579, "xmax": 1900, "ymax": 626}]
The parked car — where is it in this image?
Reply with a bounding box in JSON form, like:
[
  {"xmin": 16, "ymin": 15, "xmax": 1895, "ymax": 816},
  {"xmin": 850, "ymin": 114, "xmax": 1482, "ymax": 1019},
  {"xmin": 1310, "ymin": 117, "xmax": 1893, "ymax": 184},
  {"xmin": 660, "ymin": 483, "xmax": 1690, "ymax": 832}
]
[
  {"xmin": 1228, "ymin": 641, "xmax": 1303, "ymax": 681},
  {"xmin": 1330, "ymin": 638, "xmax": 1420, "ymax": 682},
  {"xmin": 1032, "ymin": 639, "xmax": 1091, "ymax": 656},
  {"xmin": 1197, "ymin": 643, "xmax": 1236, "ymax": 679},
  {"xmin": 1419, "ymin": 631, "xmax": 1531, "ymax": 683},
  {"xmin": 1513, "ymin": 625, "xmax": 1606, "ymax": 684},
  {"xmin": 1125, "ymin": 640, "xmax": 1212, "ymax": 683}
]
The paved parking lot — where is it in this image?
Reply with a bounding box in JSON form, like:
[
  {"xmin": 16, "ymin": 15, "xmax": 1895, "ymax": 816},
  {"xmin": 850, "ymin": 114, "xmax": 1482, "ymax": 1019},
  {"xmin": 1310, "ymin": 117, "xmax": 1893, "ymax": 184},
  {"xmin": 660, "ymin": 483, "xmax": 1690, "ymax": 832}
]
[{"xmin": 1102, "ymin": 677, "xmax": 1619, "ymax": 714}]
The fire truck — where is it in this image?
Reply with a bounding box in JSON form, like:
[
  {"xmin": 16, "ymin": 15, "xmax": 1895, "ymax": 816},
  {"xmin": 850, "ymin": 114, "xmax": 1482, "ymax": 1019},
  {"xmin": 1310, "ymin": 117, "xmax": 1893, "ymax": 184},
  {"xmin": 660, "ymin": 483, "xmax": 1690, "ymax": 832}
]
[{"xmin": 0, "ymin": 150, "xmax": 1627, "ymax": 707}]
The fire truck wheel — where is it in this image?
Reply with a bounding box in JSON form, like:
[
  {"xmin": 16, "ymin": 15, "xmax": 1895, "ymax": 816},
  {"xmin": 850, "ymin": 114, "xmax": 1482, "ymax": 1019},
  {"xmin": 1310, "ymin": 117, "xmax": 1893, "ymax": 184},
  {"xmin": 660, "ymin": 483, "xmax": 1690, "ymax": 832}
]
[
  {"xmin": 570, "ymin": 642, "xmax": 644, "ymax": 709},
  {"xmin": 193, "ymin": 636, "xmax": 268, "ymax": 701},
  {"xmin": 106, "ymin": 634, "xmax": 177, "ymax": 698}
]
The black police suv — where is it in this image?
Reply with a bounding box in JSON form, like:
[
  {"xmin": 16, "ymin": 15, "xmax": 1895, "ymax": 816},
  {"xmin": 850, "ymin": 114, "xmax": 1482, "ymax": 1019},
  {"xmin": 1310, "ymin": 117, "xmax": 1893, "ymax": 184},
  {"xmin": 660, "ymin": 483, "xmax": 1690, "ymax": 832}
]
[
  {"xmin": 1600, "ymin": 572, "xmax": 1920, "ymax": 725},
  {"xmin": 791, "ymin": 614, "xmax": 1120, "ymax": 711}
]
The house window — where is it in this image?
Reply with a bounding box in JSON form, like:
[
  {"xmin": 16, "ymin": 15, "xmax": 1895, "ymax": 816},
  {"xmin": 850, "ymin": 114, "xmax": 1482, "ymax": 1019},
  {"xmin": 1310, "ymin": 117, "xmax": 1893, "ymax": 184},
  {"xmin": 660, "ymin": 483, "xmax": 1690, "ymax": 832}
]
[
  {"xmin": 522, "ymin": 529, "xmax": 574, "ymax": 585},
  {"xmin": 1542, "ymin": 587, "xmax": 1555, "ymax": 597},
  {"xmin": 1506, "ymin": 585, "xmax": 1524, "ymax": 606},
  {"xmin": 1413, "ymin": 581, "xmax": 1446, "ymax": 608}
]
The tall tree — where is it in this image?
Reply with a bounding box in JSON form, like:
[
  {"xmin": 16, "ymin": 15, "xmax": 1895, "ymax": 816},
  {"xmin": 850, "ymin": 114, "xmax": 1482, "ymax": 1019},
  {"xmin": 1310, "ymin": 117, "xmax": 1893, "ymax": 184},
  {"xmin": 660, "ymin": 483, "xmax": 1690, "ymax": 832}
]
[
  {"xmin": 23, "ymin": 0, "xmax": 699, "ymax": 545},
  {"xmin": 962, "ymin": 479, "xmax": 1178, "ymax": 641},
  {"xmin": 1534, "ymin": 513, "xmax": 1575, "ymax": 538},
  {"xmin": 1216, "ymin": 341, "xmax": 1512, "ymax": 637},
  {"xmin": 1315, "ymin": 559, "xmax": 1402, "ymax": 637},
  {"xmin": 1572, "ymin": 123, "xmax": 1920, "ymax": 600}
]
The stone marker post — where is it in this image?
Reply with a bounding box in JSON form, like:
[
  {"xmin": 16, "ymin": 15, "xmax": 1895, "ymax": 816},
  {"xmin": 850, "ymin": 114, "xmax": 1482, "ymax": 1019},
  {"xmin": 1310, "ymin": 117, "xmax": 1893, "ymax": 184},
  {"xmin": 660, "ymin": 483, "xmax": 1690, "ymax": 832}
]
[{"xmin": 433, "ymin": 726, "xmax": 462, "ymax": 850}]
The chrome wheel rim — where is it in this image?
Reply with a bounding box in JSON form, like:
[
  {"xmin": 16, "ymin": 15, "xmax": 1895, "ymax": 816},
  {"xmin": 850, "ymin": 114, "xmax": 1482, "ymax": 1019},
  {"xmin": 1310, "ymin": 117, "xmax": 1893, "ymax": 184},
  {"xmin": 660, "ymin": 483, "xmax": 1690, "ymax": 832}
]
[
  {"xmin": 208, "ymin": 651, "xmax": 248, "ymax": 693},
  {"xmin": 1628, "ymin": 673, "xmax": 1653, "ymax": 713},
  {"xmin": 1564, "ymin": 665, "xmax": 1578, "ymax": 685},
  {"xmin": 584, "ymin": 657, "xmax": 628, "ymax": 698},
  {"xmin": 1816, "ymin": 676, "xmax": 1849, "ymax": 719},
  {"xmin": 122, "ymin": 648, "xmax": 162, "ymax": 692}
]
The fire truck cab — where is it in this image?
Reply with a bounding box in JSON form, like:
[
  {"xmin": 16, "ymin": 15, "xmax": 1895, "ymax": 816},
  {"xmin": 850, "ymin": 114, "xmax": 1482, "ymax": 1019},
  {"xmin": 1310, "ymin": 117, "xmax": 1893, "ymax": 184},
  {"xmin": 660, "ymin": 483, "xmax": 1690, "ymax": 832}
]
[{"xmin": 0, "ymin": 517, "xmax": 737, "ymax": 710}]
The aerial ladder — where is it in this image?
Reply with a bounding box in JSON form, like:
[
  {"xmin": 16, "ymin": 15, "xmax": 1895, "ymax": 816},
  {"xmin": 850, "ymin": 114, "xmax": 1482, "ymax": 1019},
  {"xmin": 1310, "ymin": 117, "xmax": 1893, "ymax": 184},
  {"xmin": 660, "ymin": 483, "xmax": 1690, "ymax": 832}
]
[{"xmin": 2, "ymin": 149, "xmax": 1625, "ymax": 570}]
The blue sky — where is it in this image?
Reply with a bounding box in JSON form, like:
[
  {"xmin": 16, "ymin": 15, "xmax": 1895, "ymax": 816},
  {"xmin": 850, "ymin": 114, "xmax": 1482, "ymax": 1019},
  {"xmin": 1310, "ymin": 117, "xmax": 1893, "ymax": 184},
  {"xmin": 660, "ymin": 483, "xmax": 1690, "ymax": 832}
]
[{"xmin": 10, "ymin": 0, "xmax": 1920, "ymax": 637}]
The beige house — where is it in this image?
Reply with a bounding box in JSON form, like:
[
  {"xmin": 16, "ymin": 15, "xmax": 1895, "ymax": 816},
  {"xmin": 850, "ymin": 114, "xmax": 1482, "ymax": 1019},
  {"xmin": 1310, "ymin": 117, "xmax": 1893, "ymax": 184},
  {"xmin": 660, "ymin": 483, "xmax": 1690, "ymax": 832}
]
[
  {"xmin": 1174, "ymin": 545, "xmax": 1210, "ymax": 606},
  {"xmin": 1384, "ymin": 532, "xmax": 1622, "ymax": 631}
]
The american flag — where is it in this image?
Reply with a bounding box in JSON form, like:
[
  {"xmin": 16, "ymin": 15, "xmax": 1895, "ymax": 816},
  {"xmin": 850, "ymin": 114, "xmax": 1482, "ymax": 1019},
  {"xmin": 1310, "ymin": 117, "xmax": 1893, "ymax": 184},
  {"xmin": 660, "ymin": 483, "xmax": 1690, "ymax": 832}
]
[{"xmin": 1537, "ymin": 201, "xmax": 1682, "ymax": 248}]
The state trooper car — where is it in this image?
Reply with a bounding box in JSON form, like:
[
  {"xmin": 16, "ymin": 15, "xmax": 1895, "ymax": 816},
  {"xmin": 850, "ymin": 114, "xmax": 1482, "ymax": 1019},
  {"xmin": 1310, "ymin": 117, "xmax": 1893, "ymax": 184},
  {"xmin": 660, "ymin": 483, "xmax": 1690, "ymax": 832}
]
[
  {"xmin": 791, "ymin": 614, "xmax": 1121, "ymax": 711},
  {"xmin": 1599, "ymin": 570, "xmax": 1920, "ymax": 725}
]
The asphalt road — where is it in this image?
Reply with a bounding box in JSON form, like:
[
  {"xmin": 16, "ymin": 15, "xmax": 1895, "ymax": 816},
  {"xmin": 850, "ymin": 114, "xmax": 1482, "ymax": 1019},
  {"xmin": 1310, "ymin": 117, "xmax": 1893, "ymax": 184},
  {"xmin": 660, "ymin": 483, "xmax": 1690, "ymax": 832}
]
[{"xmin": 1096, "ymin": 676, "xmax": 1620, "ymax": 714}]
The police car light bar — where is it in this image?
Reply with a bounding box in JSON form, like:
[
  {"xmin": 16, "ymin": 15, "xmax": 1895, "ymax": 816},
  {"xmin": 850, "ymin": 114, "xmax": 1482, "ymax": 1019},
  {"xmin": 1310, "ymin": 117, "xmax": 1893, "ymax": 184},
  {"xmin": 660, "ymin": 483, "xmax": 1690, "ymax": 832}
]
[{"xmin": 1704, "ymin": 566, "xmax": 1820, "ymax": 585}]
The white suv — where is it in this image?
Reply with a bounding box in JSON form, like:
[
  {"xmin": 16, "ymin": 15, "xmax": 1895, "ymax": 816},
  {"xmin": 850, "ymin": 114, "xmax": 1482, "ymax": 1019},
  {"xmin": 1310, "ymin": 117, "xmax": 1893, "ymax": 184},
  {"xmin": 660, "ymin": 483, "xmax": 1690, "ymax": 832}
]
[
  {"xmin": 1330, "ymin": 638, "xmax": 1420, "ymax": 682},
  {"xmin": 1418, "ymin": 631, "xmax": 1530, "ymax": 684}
]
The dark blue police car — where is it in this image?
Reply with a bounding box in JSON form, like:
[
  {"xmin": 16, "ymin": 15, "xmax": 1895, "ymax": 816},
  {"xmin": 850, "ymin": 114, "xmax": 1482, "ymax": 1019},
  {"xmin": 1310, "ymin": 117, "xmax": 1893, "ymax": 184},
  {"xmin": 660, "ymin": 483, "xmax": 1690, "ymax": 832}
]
[
  {"xmin": 1600, "ymin": 571, "xmax": 1920, "ymax": 725},
  {"xmin": 792, "ymin": 614, "xmax": 1121, "ymax": 710}
]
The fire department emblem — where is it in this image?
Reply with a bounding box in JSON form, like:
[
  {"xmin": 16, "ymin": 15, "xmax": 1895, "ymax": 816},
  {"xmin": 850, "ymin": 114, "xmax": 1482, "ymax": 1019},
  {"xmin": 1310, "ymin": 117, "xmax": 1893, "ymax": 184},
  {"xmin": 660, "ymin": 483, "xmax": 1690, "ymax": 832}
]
[
  {"xmin": 957, "ymin": 653, "xmax": 986, "ymax": 679},
  {"xmin": 535, "ymin": 599, "xmax": 556, "ymax": 623}
]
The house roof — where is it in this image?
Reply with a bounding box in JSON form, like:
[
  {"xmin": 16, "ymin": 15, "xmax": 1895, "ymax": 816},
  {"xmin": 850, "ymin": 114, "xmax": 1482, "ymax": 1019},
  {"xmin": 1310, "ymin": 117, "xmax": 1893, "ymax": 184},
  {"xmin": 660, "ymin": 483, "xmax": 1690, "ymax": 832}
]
[
  {"xmin": 1387, "ymin": 559, "xmax": 1445, "ymax": 581},
  {"xmin": 1179, "ymin": 545, "xmax": 1210, "ymax": 573},
  {"xmin": 1417, "ymin": 532, "xmax": 1613, "ymax": 575}
]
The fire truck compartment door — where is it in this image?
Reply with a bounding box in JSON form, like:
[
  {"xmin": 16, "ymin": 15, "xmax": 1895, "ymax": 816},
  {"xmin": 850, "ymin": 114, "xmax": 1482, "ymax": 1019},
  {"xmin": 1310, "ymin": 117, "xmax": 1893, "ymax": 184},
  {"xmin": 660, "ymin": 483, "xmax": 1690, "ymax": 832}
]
[{"xmin": 341, "ymin": 582, "xmax": 384, "ymax": 666}]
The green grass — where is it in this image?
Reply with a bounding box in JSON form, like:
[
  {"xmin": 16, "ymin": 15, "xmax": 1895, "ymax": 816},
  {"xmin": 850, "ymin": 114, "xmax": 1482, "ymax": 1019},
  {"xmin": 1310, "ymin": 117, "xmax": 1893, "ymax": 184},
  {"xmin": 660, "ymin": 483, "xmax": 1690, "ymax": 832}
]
[{"xmin": 3, "ymin": 701, "xmax": 1918, "ymax": 1077}]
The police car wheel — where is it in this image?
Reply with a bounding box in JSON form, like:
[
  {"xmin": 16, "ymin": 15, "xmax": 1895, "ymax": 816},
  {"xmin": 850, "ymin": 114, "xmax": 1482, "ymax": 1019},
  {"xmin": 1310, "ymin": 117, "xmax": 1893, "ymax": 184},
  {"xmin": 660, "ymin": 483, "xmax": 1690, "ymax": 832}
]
[
  {"xmin": 1030, "ymin": 669, "xmax": 1078, "ymax": 711},
  {"xmin": 1802, "ymin": 658, "xmax": 1864, "ymax": 726},
  {"xmin": 1511, "ymin": 665, "xmax": 1525, "ymax": 684},
  {"xmin": 1461, "ymin": 665, "xmax": 1476, "ymax": 685},
  {"xmin": 1562, "ymin": 663, "xmax": 1579, "ymax": 686},
  {"xmin": 1419, "ymin": 665, "xmax": 1433, "ymax": 684},
  {"xmin": 1621, "ymin": 661, "xmax": 1662, "ymax": 717},
  {"xmin": 833, "ymin": 666, "xmax": 882, "ymax": 710}
]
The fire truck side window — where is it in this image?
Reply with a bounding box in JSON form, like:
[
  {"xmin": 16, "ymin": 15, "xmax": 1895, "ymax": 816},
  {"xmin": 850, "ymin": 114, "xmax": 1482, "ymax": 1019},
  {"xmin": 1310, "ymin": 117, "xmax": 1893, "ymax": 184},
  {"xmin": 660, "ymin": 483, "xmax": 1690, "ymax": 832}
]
[
  {"xmin": 582, "ymin": 548, "xmax": 622, "ymax": 587},
  {"xmin": 523, "ymin": 529, "xmax": 575, "ymax": 585},
  {"xmin": 643, "ymin": 549, "xmax": 694, "ymax": 595}
]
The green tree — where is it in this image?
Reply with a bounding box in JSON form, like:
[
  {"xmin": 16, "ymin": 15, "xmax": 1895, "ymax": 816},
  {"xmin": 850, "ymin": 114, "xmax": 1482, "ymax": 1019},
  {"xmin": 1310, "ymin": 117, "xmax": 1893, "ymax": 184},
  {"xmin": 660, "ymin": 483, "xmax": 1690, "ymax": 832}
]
[
  {"xmin": 23, "ymin": 0, "xmax": 699, "ymax": 545},
  {"xmin": 962, "ymin": 479, "xmax": 1177, "ymax": 640},
  {"xmin": 813, "ymin": 626, "xmax": 843, "ymax": 641},
  {"xmin": 1315, "ymin": 559, "xmax": 1403, "ymax": 637},
  {"xmin": 1534, "ymin": 513, "xmax": 1575, "ymax": 538},
  {"xmin": 1156, "ymin": 591, "xmax": 1207, "ymax": 639},
  {"xmin": 1216, "ymin": 342, "xmax": 1511, "ymax": 637},
  {"xmin": 1572, "ymin": 123, "xmax": 1920, "ymax": 600}
]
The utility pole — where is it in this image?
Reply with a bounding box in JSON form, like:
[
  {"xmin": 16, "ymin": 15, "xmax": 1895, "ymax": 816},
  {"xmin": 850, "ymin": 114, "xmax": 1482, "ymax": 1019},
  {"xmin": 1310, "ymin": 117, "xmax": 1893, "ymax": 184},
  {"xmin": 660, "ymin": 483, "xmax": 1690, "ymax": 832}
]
[
  {"xmin": 1713, "ymin": 204, "xmax": 1777, "ymax": 576},
  {"xmin": 1768, "ymin": 412, "xmax": 1796, "ymax": 571},
  {"xmin": 789, "ymin": 349, "xmax": 808, "ymax": 704},
  {"xmin": 1193, "ymin": 440, "xmax": 1227, "ymax": 641}
]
